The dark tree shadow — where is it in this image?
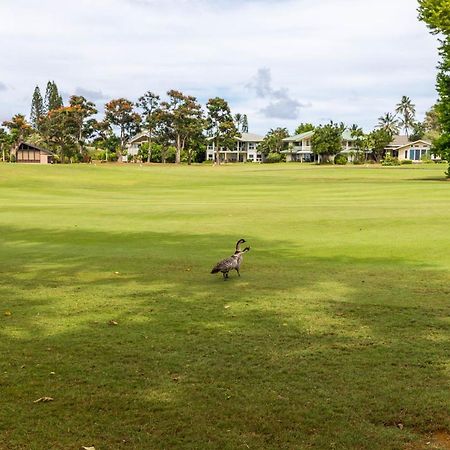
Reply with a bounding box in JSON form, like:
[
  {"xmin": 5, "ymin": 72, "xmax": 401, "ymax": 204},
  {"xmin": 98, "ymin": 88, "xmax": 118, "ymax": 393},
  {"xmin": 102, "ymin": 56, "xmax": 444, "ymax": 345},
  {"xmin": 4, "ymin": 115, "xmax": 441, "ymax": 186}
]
[{"xmin": 0, "ymin": 225, "xmax": 449, "ymax": 449}]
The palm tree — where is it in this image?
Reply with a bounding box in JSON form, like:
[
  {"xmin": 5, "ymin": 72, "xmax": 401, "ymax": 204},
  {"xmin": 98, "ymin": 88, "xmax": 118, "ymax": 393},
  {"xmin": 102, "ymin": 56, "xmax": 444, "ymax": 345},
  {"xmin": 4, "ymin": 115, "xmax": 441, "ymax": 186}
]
[
  {"xmin": 234, "ymin": 113, "xmax": 243, "ymax": 132},
  {"xmin": 395, "ymin": 96, "xmax": 416, "ymax": 136},
  {"xmin": 377, "ymin": 113, "xmax": 400, "ymax": 136}
]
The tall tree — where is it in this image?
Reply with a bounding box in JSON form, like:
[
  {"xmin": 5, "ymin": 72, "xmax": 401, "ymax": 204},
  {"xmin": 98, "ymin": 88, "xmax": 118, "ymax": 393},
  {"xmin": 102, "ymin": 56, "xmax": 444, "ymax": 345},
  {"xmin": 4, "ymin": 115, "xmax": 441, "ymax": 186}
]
[
  {"xmin": 40, "ymin": 107, "xmax": 79, "ymax": 163},
  {"xmin": 104, "ymin": 98, "xmax": 141, "ymax": 160},
  {"xmin": 258, "ymin": 128, "xmax": 289, "ymax": 156},
  {"xmin": 206, "ymin": 97, "xmax": 239, "ymax": 165},
  {"xmin": 30, "ymin": 86, "xmax": 44, "ymax": 130},
  {"xmin": 234, "ymin": 113, "xmax": 243, "ymax": 132},
  {"xmin": 241, "ymin": 114, "xmax": 249, "ymax": 133},
  {"xmin": 377, "ymin": 113, "xmax": 400, "ymax": 136},
  {"xmin": 311, "ymin": 122, "xmax": 345, "ymax": 163},
  {"xmin": 160, "ymin": 90, "xmax": 203, "ymax": 164},
  {"xmin": 137, "ymin": 91, "xmax": 161, "ymax": 163},
  {"xmin": 395, "ymin": 96, "xmax": 416, "ymax": 136},
  {"xmin": 294, "ymin": 123, "xmax": 315, "ymax": 135},
  {"xmin": 0, "ymin": 127, "xmax": 11, "ymax": 162},
  {"xmin": 91, "ymin": 119, "xmax": 118, "ymax": 161},
  {"xmin": 69, "ymin": 95, "xmax": 98, "ymax": 154},
  {"xmin": 2, "ymin": 114, "xmax": 32, "ymax": 152},
  {"xmin": 44, "ymin": 81, "xmax": 63, "ymax": 112},
  {"xmin": 418, "ymin": 0, "xmax": 450, "ymax": 176},
  {"xmin": 424, "ymin": 104, "xmax": 441, "ymax": 134},
  {"xmin": 369, "ymin": 128, "xmax": 392, "ymax": 162},
  {"xmin": 409, "ymin": 122, "xmax": 426, "ymax": 141},
  {"xmin": 350, "ymin": 125, "xmax": 368, "ymax": 161}
]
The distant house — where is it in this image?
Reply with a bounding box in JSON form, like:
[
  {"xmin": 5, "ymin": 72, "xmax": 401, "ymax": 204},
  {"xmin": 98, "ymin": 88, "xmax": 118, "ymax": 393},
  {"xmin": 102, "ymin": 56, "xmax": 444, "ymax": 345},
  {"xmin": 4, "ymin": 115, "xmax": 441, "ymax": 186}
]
[
  {"xmin": 14, "ymin": 142, "xmax": 54, "ymax": 164},
  {"xmin": 385, "ymin": 136, "xmax": 436, "ymax": 162},
  {"xmin": 125, "ymin": 131, "xmax": 151, "ymax": 162},
  {"xmin": 206, "ymin": 132, "xmax": 264, "ymax": 163},
  {"xmin": 282, "ymin": 130, "xmax": 359, "ymax": 162}
]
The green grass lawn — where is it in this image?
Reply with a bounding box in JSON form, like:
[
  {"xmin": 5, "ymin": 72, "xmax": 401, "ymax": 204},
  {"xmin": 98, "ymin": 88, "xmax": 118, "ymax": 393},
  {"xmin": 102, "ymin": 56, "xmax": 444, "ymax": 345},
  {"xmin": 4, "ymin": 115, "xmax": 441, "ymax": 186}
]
[{"xmin": 0, "ymin": 163, "xmax": 449, "ymax": 450}]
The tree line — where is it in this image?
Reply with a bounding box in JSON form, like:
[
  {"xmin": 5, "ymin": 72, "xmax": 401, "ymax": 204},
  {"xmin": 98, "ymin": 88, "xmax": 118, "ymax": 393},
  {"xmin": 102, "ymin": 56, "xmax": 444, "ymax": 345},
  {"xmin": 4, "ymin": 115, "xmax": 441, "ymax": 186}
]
[
  {"xmin": 255, "ymin": 96, "xmax": 440, "ymax": 164},
  {"xmin": 0, "ymin": 82, "xmax": 249, "ymax": 165},
  {"xmin": 0, "ymin": 82, "xmax": 446, "ymax": 171}
]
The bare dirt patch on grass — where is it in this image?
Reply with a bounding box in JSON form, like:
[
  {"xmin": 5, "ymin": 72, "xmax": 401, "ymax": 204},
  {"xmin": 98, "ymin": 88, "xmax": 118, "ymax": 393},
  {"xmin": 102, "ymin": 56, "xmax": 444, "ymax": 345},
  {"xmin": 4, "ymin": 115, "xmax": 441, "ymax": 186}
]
[{"xmin": 406, "ymin": 430, "xmax": 450, "ymax": 450}]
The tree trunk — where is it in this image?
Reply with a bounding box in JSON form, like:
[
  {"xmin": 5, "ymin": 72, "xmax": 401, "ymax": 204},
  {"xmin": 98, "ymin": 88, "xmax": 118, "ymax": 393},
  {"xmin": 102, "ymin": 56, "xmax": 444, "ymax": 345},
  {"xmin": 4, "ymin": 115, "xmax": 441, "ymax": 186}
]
[
  {"xmin": 175, "ymin": 134, "xmax": 181, "ymax": 164},
  {"xmin": 215, "ymin": 137, "xmax": 220, "ymax": 165},
  {"xmin": 147, "ymin": 132, "xmax": 152, "ymax": 163}
]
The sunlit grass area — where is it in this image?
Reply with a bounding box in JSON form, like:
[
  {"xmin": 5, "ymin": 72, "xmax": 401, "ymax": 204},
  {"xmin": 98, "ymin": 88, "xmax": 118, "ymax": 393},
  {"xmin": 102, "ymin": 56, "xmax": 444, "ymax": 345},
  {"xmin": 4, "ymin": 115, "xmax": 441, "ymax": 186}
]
[{"xmin": 0, "ymin": 163, "xmax": 449, "ymax": 449}]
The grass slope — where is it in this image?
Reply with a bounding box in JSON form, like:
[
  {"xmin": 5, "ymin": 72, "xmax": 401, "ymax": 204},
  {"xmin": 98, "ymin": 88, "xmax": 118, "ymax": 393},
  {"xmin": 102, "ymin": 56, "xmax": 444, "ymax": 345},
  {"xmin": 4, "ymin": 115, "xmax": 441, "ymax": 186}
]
[{"xmin": 0, "ymin": 163, "xmax": 449, "ymax": 449}]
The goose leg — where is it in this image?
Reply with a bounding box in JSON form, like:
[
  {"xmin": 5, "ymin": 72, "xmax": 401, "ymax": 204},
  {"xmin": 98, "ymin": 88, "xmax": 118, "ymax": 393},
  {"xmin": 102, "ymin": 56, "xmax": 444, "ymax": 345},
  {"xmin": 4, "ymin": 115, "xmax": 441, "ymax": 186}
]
[{"xmin": 236, "ymin": 268, "xmax": 240, "ymax": 277}]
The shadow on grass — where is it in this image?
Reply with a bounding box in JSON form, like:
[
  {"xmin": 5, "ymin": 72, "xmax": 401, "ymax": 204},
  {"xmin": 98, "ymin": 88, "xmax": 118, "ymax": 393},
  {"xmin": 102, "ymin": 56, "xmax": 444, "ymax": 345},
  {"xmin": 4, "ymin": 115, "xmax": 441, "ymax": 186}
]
[{"xmin": 0, "ymin": 225, "xmax": 449, "ymax": 449}]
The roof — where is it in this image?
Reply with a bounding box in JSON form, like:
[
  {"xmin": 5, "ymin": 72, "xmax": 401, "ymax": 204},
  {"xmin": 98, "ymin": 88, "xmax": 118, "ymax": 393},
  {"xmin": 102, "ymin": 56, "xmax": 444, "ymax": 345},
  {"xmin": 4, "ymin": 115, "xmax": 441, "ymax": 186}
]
[
  {"xmin": 128, "ymin": 131, "xmax": 151, "ymax": 144},
  {"xmin": 387, "ymin": 135, "xmax": 410, "ymax": 147},
  {"xmin": 341, "ymin": 130, "xmax": 356, "ymax": 141},
  {"xmin": 283, "ymin": 129, "xmax": 356, "ymax": 143},
  {"xmin": 394, "ymin": 139, "xmax": 432, "ymax": 151},
  {"xmin": 283, "ymin": 131, "xmax": 315, "ymax": 142},
  {"xmin": 236, "ymin": 132, "xmax": 264, "ymax": 143},
  {"xmin": 18, "ymin": 141, "xmax": 54, "ymax": 155},
  {"xmin": 207, "ymin": 132, "xmax": 264, "ymax": 143}
]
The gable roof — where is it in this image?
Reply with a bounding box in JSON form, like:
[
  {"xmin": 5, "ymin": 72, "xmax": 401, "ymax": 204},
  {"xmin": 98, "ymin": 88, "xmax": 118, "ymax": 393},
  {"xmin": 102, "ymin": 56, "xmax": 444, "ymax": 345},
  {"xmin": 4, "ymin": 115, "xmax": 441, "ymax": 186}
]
[
  {"xmin": 206, "ymin": 132, "xmax": 264, "ymax": 143},
  {"xmin": 394, "ymin": 139, "xmax": 432, "ymax": 151},
  {"xmin": 387, "ymin": 135, "xmax": 410, "ymax": 147},
  {"xmin": 283, "ymin": 131, "xmax": 315, "ymax": 142},
  {"xmin": 283, "ymin": 129, "xmax": 356, "ymax": 143},
  {"xmin": 18, "ymin": 141, "xmax": 54, "ymax": 155},
  {"xmin": 128, "ymin": 131, "xmax": 151, "ymax": 144},
  {"xmin": 236, "ymin": 132, "xmax": 264, "ymax": 142}
]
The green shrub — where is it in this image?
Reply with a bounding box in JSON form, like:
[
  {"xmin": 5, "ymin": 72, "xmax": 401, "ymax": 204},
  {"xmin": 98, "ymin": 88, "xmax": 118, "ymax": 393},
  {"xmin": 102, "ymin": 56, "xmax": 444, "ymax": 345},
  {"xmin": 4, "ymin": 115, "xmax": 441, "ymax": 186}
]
[
  {"xmin": 401, "ymin": 159, "xmax": 413, "ymax": 165},
  {"xmin": 334, "ymin": 154, "xmax": 348, "ymax": 165},
  {"xmin": 382, "ymin": 155, "xmax": 400, "ymax": 166},
  {"xmin": 203, "ymin": 159, "xmax": 214, "ymax": 164},
  {"xmin": 265, "ymin": 153, "xmax": 283, "ymax": 163},
  {"xmin": 352, "ymin": 152, "xmax": 366, "ymax": 165},
  {"xmin": 421, "ymin": 155, "xmax": 434, "ymax": 164}
]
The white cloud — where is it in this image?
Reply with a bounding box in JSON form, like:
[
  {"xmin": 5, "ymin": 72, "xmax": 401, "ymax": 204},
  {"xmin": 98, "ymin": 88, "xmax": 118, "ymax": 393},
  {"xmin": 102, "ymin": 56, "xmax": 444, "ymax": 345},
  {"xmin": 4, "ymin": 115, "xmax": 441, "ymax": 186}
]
[
  {"xmin": 247, "ymin": 68, "xmax": 310, "ymax": 119},
  {"xmin": 0, "ymin": 0, "xmax": 440, "ymax": 132}
]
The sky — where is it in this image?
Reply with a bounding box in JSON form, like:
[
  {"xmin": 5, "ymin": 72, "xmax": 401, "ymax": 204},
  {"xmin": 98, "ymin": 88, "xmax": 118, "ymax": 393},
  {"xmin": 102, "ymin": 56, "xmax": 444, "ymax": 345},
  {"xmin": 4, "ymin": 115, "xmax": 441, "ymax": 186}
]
[{"xmin": 0, "ymin": 0, "xmax": 440, "ymax": 134}]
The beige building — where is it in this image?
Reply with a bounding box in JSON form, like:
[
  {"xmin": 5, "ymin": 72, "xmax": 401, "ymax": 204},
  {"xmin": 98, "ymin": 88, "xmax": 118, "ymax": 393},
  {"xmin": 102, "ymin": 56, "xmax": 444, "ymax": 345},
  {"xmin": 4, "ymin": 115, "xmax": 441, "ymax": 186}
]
[
  {"xmin": 385, "ymin": 136, "xmax": 436, "ymax": 161},
  {"xmin": 14, "ymin": 142, "xmax": 54, "ymax": 164}
]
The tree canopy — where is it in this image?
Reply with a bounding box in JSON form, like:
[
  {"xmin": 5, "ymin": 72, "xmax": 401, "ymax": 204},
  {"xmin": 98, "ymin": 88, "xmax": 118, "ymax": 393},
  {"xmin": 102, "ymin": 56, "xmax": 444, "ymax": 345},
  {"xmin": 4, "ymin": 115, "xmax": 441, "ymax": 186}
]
[
  {"xmin": 418, "ymin": 0, "xmax": 450, "ymax": 176},
  {"xmin": 311, "ymin": 122, "xmax": 345, "ymax": 163}
]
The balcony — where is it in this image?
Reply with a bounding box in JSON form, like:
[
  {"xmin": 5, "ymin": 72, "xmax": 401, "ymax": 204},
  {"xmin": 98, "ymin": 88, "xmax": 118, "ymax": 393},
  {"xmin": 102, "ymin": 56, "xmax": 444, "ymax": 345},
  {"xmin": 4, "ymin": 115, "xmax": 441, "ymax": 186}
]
[{"xmin": 290, "ymin": 145, "xmax": 312, "ymax": 153}]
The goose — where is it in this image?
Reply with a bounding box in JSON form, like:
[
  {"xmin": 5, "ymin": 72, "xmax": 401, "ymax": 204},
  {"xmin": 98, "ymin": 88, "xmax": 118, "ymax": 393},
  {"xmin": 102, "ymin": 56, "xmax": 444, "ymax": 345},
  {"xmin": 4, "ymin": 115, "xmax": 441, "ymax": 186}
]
[{"xmin": 211, "ymin": 239, "xmax": 251, "ymax": 280}]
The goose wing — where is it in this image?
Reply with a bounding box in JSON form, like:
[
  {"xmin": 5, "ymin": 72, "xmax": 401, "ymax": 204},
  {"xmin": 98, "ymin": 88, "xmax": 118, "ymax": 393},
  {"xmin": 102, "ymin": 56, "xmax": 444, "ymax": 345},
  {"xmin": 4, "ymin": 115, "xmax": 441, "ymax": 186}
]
[{"xmin": 211, "ymin": 255, "xmax": 237, "ymax": 274}]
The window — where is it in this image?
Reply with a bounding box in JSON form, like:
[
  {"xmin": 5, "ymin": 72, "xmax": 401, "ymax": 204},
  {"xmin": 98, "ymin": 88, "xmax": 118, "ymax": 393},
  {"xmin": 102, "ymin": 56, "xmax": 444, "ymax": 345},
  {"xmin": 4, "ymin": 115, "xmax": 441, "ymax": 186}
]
[
  {"xmin": 208, "ymin": 154, "xmax": 213, "ymax": 160},
  {"xmin": 248, "ymin": 143, "xmax": 255, "ymax": 150},
  {"xmin": 405, "ymin": 150, "xmax": 408, "ymax": 159},
  {"xmin": 409, "ymin": 149, "xmax": 421, "ymax": 160}
]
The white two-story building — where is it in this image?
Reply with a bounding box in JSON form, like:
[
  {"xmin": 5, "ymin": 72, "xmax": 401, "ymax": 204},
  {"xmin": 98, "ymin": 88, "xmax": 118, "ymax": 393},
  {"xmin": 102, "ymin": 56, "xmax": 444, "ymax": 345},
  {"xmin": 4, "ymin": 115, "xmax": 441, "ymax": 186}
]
[
  {"xmin": 206, "ymin": 132, "xmax": 264, "ymax": 163},
  {"xmin": 282, "ymin": 130, "xmax": 359, "ymax": 162}
]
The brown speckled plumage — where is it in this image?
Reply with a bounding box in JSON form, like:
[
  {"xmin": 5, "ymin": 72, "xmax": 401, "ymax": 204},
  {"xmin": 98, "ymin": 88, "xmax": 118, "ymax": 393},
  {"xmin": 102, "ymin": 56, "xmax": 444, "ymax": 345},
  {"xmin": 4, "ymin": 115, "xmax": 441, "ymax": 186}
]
[{"xmin": 211, "ymin": 239, "xmax": 250, "ymax": 280}]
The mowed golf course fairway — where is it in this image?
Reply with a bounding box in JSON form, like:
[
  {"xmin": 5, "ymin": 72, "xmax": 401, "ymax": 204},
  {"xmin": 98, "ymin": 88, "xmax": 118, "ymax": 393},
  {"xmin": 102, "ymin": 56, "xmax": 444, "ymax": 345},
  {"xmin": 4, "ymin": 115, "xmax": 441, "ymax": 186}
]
[{"xmin": 1, "ymin": 163, "xmax": 449, "ymax": 450}]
